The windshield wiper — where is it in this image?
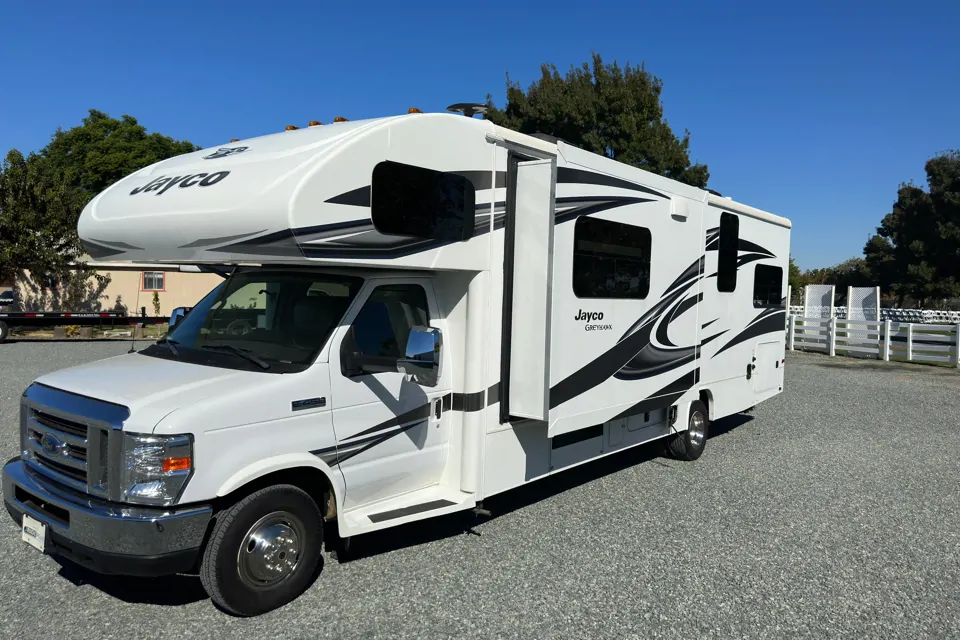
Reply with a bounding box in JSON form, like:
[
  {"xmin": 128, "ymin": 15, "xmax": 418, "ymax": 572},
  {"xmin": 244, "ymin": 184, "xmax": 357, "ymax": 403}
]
[
  {"xmin": 156, "ymin": 338, "xmax": 180, "ymax": 356},
  {"xmin": 201, "ymin": 344, "xmax": 271, "ymax": 370}
]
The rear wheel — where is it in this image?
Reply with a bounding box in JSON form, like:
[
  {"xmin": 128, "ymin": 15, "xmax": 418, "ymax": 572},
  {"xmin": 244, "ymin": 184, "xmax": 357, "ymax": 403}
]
[
  {"xmin": 0, "ymin": 321, "xmax": 8, "ymax": 343},
  {"xmin": 667, "ymin": 400, "xmax": 709, "ymax": 461},
  {"xmin": 200, "ymin": 484, "xmax": 324, "ymax": 616}
]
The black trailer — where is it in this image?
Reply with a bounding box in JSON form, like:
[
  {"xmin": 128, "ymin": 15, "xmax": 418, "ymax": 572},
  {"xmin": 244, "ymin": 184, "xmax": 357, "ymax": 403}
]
[{"xmin": 0, "ymin": 310, "xmax": 171, "ymax": 343}]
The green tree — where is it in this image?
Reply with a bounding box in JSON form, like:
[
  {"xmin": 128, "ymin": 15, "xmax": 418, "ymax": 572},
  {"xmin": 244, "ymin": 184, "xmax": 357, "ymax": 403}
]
[
  {"xmin": 0, "ymin": 110, "xmax": 198, "ymax": 292},
  {"xmin": 152, "ymin": 291, "xmax": 161, "ymax": 317},
  {"xmin": 485, "ymin": 53, "xmax": 709, "ymax": 188},
  {"xmin": 788, "ymin": 257, "xmax": 805, "ymax": 302},
  {"xmin": 864, "ymin": 150, "xmax": 960, "ymax": 307},
  {"xmin": 0, "ymin": 150, "xmax": 79, "ymax": 285}
]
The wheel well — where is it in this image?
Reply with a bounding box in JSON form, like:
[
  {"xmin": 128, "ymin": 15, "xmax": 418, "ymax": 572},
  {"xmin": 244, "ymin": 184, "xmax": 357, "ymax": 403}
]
[
  {"xmin": 699, "ymin": 389, "xmax": 713, "ymax": 420},
  {"xmin": 215, "ymin": 466, "xmax": 336, "ymax": 520}
]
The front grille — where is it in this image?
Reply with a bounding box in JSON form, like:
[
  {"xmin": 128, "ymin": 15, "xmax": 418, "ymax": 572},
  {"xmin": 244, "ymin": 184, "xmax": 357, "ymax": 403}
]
[
  {"xmin": 25, "ymin": 408, "xmax": 108, "ymax": 496},
  {"xmin": 34, "ymin": 410, "xmax": 87, "ymax": 438},
  {"xmin": 20, "ymin": 384, "xmax": 129, "ymax": 500}
]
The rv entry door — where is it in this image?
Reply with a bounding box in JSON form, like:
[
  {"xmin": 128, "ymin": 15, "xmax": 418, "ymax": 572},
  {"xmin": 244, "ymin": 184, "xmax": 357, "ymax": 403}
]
[{"xmin": 501, "ymin": 156, "xmax": 556, "ymax": 422}]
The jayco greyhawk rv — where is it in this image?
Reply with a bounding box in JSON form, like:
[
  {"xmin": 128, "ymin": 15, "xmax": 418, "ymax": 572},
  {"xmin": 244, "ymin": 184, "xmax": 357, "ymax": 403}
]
[{"xmin": 2, "ymin": 107, "xmax": 791, "ymax": 616}]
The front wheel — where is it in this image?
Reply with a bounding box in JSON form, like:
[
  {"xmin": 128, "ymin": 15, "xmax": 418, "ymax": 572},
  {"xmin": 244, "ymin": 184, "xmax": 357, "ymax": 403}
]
[
  {"xmin": 666, "ymin": 400, "xmax": 709, "ymax": 461},
  {"xmin": 0, "ymin": 321, "xmax": 8, "ymax": 343},
  {"xmin": 200, "ymin": 484, "xmax": 324, "ymax": 616}
]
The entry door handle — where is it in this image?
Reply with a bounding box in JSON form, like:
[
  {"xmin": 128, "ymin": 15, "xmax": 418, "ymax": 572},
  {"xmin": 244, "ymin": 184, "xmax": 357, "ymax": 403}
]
[{"xmin": 434, "ymin": 399, "xmax": 441, "ymax": 419}]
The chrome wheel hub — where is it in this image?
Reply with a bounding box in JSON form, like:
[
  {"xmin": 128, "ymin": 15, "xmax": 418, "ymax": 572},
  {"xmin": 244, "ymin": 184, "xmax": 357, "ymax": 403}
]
[
  {"xmin": 238, "ymin": 512, "xmax": 304, "ymax": 588},
  {"xmin": 688, "ymin": 410, "xmax": 706, "ymax": 447}
]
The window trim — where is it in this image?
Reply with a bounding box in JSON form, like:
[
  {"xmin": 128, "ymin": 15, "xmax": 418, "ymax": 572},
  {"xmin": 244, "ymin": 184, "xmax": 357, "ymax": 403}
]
[
  {"xmin": 717, "ymin": 212, "xmax": 739, "ymax": 293},
  {"xmin": 142, "ymin": 271, "xmax": 166, "ymax": 292},
  {"xmin": 752, "ymin": 264, "xmax": 784, "ymax": 309},
  {"xmin": 571, "ymin": 215, "xmax": 652, "ymax": 300}
]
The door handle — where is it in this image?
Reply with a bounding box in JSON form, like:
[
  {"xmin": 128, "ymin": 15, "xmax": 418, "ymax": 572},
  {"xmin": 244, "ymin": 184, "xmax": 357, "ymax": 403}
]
[
  {"xmin": 434, "ymin": 399, "xmax": 441, "ymax": 419},
  {"xmin": 746, "ymin": 363, "xmax": 753, "ymax": 380}
]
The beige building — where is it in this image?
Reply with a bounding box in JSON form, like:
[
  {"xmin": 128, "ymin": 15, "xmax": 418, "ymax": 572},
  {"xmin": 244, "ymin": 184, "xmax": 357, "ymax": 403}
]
[{"xmin": 13, "ymin": 262, "xmax": 223, "ymax": 317}]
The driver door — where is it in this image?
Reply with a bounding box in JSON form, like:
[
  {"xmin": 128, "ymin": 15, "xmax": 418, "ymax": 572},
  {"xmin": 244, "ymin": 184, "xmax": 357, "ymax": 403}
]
[{"xmin": 328, "ymin": 278, "xmax": 451, "ymax": 511}]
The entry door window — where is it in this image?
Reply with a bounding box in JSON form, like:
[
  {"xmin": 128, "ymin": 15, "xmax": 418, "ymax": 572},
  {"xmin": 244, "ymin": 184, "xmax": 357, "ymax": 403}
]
[{"xmin": 352, "ymin": 285, "xmax": 430, "ymax": 364}]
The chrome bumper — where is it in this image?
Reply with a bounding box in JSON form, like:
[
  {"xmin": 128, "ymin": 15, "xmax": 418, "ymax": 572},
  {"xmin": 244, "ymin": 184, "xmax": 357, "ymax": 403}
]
[{"xmin": 3, "ymin": 459, "xmax": 212, "ymax": 575}]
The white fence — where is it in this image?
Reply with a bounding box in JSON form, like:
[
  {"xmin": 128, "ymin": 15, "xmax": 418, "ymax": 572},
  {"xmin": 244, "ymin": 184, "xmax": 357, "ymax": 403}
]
[
  {"xmin": 788, "ymin": 316, "xmax": 960, "ymax": 367},
  {"xmin": 789, "ymin": 306, "xmax": 960, "ymax": 324}
]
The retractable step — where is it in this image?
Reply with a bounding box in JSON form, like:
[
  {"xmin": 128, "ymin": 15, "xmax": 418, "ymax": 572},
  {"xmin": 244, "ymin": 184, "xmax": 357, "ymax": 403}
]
[{"xmin": 340, "ymin": 485, "xmax": 475, "ymax": 536}]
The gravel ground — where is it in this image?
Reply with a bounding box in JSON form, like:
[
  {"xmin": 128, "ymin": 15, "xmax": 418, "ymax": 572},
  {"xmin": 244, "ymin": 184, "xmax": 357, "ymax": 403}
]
[{"xmin": 1, "ymin": 342, "xmax": 959, "ymax": 639}]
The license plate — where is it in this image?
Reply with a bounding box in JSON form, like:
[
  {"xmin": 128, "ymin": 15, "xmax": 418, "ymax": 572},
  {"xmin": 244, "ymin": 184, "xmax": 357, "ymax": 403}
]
[{"xmin": 21, "ymin": 514, "xmax": 46, "ymax": 552}]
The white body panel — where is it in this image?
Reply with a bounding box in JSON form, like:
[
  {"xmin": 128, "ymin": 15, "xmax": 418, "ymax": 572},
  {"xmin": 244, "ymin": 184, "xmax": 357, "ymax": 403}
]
[{"xmin": 20, "ymin": 112, "xmax": 791, "ymax": 539}]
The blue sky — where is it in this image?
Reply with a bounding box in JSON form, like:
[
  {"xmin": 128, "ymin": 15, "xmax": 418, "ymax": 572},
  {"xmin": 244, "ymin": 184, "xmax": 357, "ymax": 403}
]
[{"xmin": 1, "ymin": 0, "xmax": 958, "ymax": 269}]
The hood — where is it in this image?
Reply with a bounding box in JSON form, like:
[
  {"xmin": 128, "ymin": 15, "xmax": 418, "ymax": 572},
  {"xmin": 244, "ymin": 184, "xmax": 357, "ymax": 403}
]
[{"xmin": 33, "ymin": 352, "xmax": 266, "ymax": 433}]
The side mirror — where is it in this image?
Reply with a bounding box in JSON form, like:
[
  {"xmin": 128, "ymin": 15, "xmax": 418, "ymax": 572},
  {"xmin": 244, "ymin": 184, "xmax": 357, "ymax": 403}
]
[
  {"xmin": 169, "ymin": 307, "xmax": 188, "ymax": 331},
  {"xmin": 397, "ymin": 326, "xmax": 442, "ymax": 387}
]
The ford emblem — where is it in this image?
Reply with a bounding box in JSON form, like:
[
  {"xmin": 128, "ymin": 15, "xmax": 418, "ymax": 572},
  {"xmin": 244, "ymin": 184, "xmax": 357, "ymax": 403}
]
[{"xmin": 40, "ymin": 433, "xmax": 66, "ymax": 456}]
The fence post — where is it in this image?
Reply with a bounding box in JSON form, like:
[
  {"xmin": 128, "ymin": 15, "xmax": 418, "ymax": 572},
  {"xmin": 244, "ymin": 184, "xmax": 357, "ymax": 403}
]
[
  {"xmin": 907, "ymin": 323, "xmax": 914, "ymax": 361},
  {"xmin": 829, "ymin": 317, "xmax": 837, "ymax": 357},
  {"xmin": 955, "ymin": 324, "xmax": 960, "ymax": 368},
  {"xmin": 788, "ymin": 315, "xmax": 795, "ymax": 351},
  {"xmin": 883, "ymin": 320, "xmax": 891, "ymax": 362}
]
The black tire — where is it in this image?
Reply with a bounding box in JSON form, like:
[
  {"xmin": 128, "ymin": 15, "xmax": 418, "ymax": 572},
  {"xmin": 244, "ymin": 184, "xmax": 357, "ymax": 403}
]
[
  {"xmin": 667, "ymin": 400, "xmax": 709, "ymax": 461},
  {"xmin": 200, "ymin": 484, "xmax": 324, "ymax": 616},
  {"xmin": 0, "ymin": 321, "xmax": 8, "ymax": 344}
]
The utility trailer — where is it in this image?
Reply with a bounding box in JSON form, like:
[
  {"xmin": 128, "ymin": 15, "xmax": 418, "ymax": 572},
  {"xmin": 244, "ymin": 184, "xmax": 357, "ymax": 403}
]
[
  {"xmin": 3, "ymin": 107, "xmax": 791, "ymax": 616},
  {"xmin": 0, "ymin": 310, "xmax": 171, "ymax": 343}
]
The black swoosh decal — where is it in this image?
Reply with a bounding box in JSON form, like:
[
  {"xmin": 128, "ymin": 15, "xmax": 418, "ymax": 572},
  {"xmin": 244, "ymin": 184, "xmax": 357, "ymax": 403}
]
[
  {"xmin": 557, "ymin": 167, "xmax": 667, "ymax": 199},
  {"xmin": 325, "ymin": 186, "xmax": 371, "ymax": 207},
  {"xmin": 611, "ymin": 368, "xmax": 699, "ymax": 421},
  {"xmin": 712, "ymin": 310, "xmax": 786, "ymax": 358}
]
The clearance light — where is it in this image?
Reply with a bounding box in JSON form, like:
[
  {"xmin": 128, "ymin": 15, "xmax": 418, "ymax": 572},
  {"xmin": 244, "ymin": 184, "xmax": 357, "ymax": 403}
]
[
  {"xmin": 333, "ymin": 116, "xmax": 348, "ymax": 122},
  {"xmin": 408, "ymin": 107, "xmax": 423, "ymax": 114},
  {"xmin": 230, "ymin": 138, "xmax": 240, "ymax": 142},
  {"xmin": 308, "ymin": 120, "xmax": 323, "ymax": 126},
  {"xmin": 286, "ymin": 125, "xmax": 299, "ymax": 131}
]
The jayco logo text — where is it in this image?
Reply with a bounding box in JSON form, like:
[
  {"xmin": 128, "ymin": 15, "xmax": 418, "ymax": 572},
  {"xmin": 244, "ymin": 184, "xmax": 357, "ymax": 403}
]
[
  {"xmin": 574, "ymin": 309, "xmax": 612, "ymax": 331},
  {"xmin": 129, "ymin": 171, "xmax": 231, "ymax": 196}
]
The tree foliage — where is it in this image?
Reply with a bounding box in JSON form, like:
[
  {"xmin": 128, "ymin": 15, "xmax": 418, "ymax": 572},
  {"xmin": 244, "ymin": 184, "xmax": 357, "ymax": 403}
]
[
  {"xmin": 863, "ymin": 150, "xmax": 960, "ymax": 306},
  {"xmin": 485, "ymin": 53, "xmax": 709, "ymax": 188},
  {"xmin": 0, "ymin": 110, "xmax": 198, "ymax": 291}
]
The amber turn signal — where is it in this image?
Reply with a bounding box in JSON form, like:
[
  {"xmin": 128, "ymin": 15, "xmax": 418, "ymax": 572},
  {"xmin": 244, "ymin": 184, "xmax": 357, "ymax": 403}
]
[{"xmin": 161, "ymin": 456, "xmax": 192, "ymax": 473}]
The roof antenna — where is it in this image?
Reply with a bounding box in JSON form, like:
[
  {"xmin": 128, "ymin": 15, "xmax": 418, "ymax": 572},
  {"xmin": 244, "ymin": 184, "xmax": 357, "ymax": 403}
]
[{"xmin": 446, "ymin": 103, "xmax": 488, "ymax": 118}]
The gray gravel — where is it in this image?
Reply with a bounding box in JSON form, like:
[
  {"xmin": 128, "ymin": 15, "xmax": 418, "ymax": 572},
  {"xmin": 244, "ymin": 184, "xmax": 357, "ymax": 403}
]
[{"xmin": 1, "ymin": 342, "xmax": 959, "ymax": 639}]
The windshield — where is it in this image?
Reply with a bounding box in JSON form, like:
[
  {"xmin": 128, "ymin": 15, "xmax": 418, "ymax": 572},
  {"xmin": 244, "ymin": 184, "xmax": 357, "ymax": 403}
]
[{"xmin": 141, "ymin": 270, "xmax": 363, "ymax": 373}]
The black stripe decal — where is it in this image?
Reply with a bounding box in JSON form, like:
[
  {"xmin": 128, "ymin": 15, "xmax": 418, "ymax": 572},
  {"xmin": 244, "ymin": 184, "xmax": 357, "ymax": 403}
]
[
  {"xmin": 343, "ymin": 402, "xmax": 432, "ymax": 441},
  {"xmin": 325, "ymin": 186, "xmax": 371, "ymax": 207},
  {"xmin": 611, "ymin": 369, "xmax": 698, "ymax": 421},
  {"xmin": 554, "ymin": 197, "xmax": 654, "ymax": 225},
  {"xmin": 487, "ymin": 383, "xmax": 500, "ymax": 405},
  {"xmin": 452, "ymin": 390, "xmax": 485, "ymax": 412},
  {"xmin": 557, "ymin": 167, "xmax": 668, "ymax": 199},
  {"xmin": 701, "ymin": 318, "xmax": 719, "ymax": 330},
  {"xmin": 368, "ymin": 499, "xmax": 456, "ymax": 523},
  {"xmin": 552, "ymin": 424, "xmax": 603, "ymax": 449},
  {"xmin": 712, "ymin": 311, "xmax": 786, "ymax": 358},
  {"xmin": 452, "ymin": 170, "xmax": 507, "ymax": 191}
]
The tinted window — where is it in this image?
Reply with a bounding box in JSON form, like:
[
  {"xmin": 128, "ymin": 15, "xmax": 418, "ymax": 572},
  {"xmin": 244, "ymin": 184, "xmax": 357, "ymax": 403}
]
[
  {"xmin": 717, "ymin": 212, "xmax": 739, "ymax": 292},
  {"xmin": 145, "ymin": 270, "xmax": 363, "ymax": 373},
  {"xmin": 753, "ymin": 265, "xmax": 783, "ymax": 307},
  {"xmin": 352, "ymin": 285, "xmax": 430, "ymax": 360},
  {"xmin": 371, "ymin": 161, "xmax": 476, "ymax": 241},
  {"xmin": 573, "ymin": 217, "xmax": 651, "ymax": 299}
]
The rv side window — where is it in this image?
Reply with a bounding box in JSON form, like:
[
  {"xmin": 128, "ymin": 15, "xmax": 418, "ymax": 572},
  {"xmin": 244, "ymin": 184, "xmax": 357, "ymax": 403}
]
[
  {"xmin": 371, "ymin": 161, "xmax": 476, "ymax": 242},
  {"xmin": 572, "ymin": 217, "xmax": 651, "ymax": 299},
  {"xmin": 351, "ymin": 284, "xmax": 430, "ymax": 362},
  {"xmin": 753, "ymin": 265, "xmax": 784, "ymax": 308},
  {"xmin": 717, "ymin": 212, "xmax": 738, "ymax": 292}
]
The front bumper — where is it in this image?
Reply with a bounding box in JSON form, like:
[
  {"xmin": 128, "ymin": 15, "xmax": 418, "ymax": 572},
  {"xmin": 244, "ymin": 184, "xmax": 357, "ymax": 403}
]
[{"xmin": 2, "ymin": 458, "xmax": 212, "ymax": 576}]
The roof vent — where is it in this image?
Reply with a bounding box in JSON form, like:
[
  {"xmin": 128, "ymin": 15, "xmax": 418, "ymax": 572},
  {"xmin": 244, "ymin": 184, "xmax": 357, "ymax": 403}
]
[{"xmin": 446, "ymin": 103, "xmax": 488, "ymax": 118}]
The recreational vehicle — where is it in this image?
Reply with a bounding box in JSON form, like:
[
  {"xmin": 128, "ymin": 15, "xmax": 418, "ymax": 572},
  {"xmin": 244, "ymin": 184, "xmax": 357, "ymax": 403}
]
[{"xmin": 2, "ymin": 107, "xmax": 791, "ymax": 616}]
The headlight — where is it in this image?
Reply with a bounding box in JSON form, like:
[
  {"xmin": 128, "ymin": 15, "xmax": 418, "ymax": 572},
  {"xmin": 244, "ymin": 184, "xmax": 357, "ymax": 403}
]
[{"xmin": 121, "ymin": 433, "xmax": 193, "ymax": 506}]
